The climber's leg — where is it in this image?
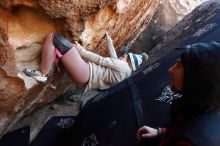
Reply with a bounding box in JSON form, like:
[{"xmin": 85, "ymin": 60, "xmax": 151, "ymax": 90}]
[
  {"xmin": 53, "ymin": 33, "xmax": 90, "ymax": 85},
  {"xmin": 60, "ymin": 47, "xmax": 90, "ymax": 85},
  {"xmin": 40, "ymin": 33, "xmax": 56, "ymax": 76}
]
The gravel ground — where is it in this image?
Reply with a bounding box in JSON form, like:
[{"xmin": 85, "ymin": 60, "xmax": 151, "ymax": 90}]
[{"xmin": 10, "ymin": 88, "xmax": 99, "ymax": 141}]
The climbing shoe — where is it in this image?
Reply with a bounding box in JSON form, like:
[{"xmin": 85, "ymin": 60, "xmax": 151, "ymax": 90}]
[
  {"xmin": 23, "ymin": 68, "xmax": 47, "ymax": 83},
  {"xmin": 53, "ymin": 33, "xmax": 74, "ymax": 55}
]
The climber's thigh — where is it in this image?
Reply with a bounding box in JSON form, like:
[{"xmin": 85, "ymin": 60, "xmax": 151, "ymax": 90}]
[{"xmin": 61, "ymin": 48, "xmax": 90, "ymax": 85}]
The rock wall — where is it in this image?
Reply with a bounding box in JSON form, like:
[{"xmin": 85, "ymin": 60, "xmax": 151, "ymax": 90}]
[
  {"xmin": 0, "ymin": 0, "xmax": 159, "ymax": 136},
  {"xmin": 147, "ymin": 0, "xmax": 220, "ymax": 64},
  {"xmin": 131, "ymin": 0, "xmax": 208, "ymax": 53}
]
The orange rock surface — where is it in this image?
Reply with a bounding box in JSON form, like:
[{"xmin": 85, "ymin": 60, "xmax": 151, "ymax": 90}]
[{"xmin": 0, "ymin": 0, "xmax": 159, "ymax": 136}]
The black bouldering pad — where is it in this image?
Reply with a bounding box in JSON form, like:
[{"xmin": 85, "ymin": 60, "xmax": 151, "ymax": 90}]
[{"xmin": 0, "ymin": 127, "xmax": 30, "ymax": 146}]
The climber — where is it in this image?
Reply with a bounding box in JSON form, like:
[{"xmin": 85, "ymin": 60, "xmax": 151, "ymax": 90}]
[{"xmin": 23, "ymin": 32, "xmax": 148, "ymax": 91}]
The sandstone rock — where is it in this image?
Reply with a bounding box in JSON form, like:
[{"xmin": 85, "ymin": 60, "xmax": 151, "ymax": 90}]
[
  {"xmin": 0, "ymin": 0, "xmax": 159, "ymax": 136},
  {"xmin": 131, "ymin": 0, "xmax": 208, "ymax": 53},
  {"xmin": 146, "ymin": 0, "xmax": 220, "ymax": 64},
  {"xmin": 0, "ymin": 0, "xmax": 38, "ymax": 8}
]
